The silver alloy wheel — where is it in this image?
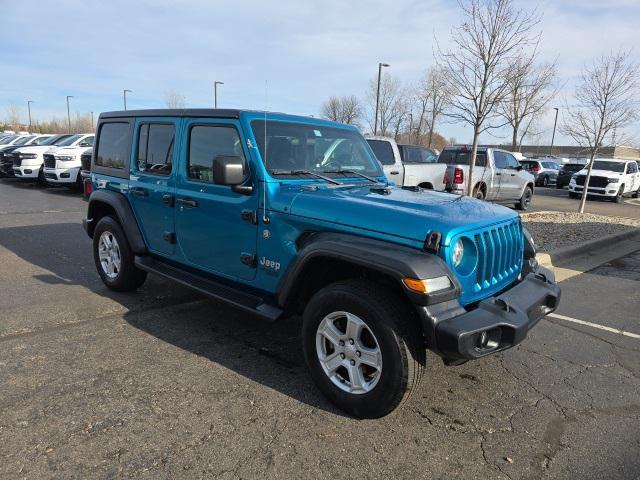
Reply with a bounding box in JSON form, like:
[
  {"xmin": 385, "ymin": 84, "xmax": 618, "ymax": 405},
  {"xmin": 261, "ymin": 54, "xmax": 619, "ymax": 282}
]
[
  {"xmin": 315, "ymin": 311, "xmax": 383, "ymax": 394},
  {"xmin": 523, "ymin": 188, "xmax": 532, "ymax": 207},
  {"xmin": 98, "ymin": 230, "xmax": 122, "ymax": 279}
]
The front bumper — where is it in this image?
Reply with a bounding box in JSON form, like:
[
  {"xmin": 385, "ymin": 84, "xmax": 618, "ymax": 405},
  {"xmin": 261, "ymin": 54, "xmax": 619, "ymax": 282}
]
[
  {"xmin": 569, "ymin": 183, "xmax": 619, "ymax": 197},
  {"xmin": 417, "ymin": 263, "xmax": 560, "ymax": 362},
  {"xmin": 43, "ymin": 166, "xmax": 80, "ymax": 184},
  {"xmin": 12, "ymin": 166, "xmax": 40, "ymax": 178}
]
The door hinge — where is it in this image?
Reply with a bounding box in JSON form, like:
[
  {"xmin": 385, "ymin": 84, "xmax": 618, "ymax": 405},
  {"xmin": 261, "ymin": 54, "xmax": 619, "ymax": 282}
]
[
  {"xmin": 162, "ymin": 231, "xmax": 176, "ymax": 244},
  {"xmin": 241, "ymin": 209, "xmax": 257, "ymax": 224},
  {"xmin": 240, "ymin": 253, "xmax": 256, "ymax": 267},
  {"xmin": 162, "ymin": 194, "xmax": 174, "ymax": 207}
]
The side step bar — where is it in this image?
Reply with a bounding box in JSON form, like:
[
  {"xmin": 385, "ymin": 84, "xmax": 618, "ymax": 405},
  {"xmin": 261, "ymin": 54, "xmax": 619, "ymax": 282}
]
[{"xmin": 135, "ymin": 256, "xmax": 283, "ymax": 321}]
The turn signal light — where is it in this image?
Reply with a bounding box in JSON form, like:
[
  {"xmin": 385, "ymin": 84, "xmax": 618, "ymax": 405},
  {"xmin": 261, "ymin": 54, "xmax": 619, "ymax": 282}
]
[
  {"xmin": 83, "ymin": 179, "xmax": 92, "ymax": 198},
  {"xmin": 402, "ymin": 276, "xmax": 452, "ymax": 294},
  {"xmin": 453, "ymin": 168, "xmax": 464, "ymax": 184}
]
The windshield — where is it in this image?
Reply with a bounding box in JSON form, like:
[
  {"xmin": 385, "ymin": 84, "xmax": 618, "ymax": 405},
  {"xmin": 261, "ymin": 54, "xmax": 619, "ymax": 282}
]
[
  {"xmin": 30, "ymin": 136, "xmax": 53, "ymax": 146},
  {"xmin": 438, "ymin": 149, "xmax": 487, "ymax": 167},
  {"xmin": 562, "ymin": 164, "xmax": 583, "ymax": 172},
  {"xmin": 251, "ymin": 120, "xmax": 383, "ymax": 178},
  {"xmin": 592, "ymin": 160, "xmax": 625, "ymax": 173},
  {"xmin": 55, "ymin": 134, "xmax": 82, "ymax": 147},
  {"xmin": 14, "ymin": 136, "xmax": 35, "ymax": 146},
  {"xmin": 0, "ymin": 136, "xmax": 16, "ymax": 145}
]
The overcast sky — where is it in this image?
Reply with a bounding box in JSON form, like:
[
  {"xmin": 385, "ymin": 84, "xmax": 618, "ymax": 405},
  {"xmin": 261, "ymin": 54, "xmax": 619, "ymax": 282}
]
[{"xmin": 1, "ymin": 0, "xmax": 638, "ymax": 145}]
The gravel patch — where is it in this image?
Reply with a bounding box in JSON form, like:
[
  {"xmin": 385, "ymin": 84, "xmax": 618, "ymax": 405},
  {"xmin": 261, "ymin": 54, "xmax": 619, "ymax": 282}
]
[{"xmin": 521, "ymin": 211, "xmax": 640, "ymax": 252}]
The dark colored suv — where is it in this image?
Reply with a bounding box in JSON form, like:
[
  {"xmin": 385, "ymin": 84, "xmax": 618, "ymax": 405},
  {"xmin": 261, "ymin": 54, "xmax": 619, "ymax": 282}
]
[
  {"xmin": 83, "ymin": 109, "xmax": 560, "ymax": 418},
  {"xmin": 556, "ymin": 163, "xmax": 586, "ymax": 188}
]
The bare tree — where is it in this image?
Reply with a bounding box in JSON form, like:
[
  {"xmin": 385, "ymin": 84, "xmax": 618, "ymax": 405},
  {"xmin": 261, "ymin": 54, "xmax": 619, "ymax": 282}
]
[
  {"xmin": 164, "ymin": 90, "xmax": 187, "ymax": 109},
  {"xmin": 365, "ymin": 73, "xmax": 406, "ymax": 136},
  {"xmin": 5, "ymin": 103, "xmax": 21, "ymax": 127},
  {"xmin": 437, "ymin": 0, "xmax": 541, "ymax": 196},
  {"xmin": 414, "ymin": 67, "xmax": 451, "ymax": 147},
  {"xmin": 500, "ymin": 52, "xmax": 558, "ymax": 151},
  {"xmin": 320, "ymin": 95, "xmax": 362, "ymax": 124},
  {"xmin": 563, "ymin": 51, "xmax": 639, "ymax": 213}
]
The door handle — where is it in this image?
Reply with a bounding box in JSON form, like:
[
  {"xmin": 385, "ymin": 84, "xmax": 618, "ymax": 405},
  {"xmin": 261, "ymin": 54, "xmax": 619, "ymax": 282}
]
[
  {"xmin": 130, "ymin": 187, "xmax": 148, "ymax": 197},
  {"xmin": 390, "ymin": 171, "xmax": 400, "ymax": 175},
  {"xmin": 496, "ymin": 172, "xmax": 502, "ymax": 176},
  {"xmin": 177, "ymin": 198, "xmax": 198, "ymax": 208}
]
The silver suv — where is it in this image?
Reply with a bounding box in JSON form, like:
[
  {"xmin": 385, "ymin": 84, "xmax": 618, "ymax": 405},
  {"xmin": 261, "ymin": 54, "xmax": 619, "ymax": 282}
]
[{"xmin": 519, "ymin": 159, "xmax": 560, "ymax": 187}]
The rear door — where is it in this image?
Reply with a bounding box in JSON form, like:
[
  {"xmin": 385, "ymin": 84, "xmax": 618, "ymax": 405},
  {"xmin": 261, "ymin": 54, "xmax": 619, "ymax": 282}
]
[
  {"xmin": 128, "ymin": 118, "xmax": 178, "ymax": 257},
  {"xmin": 174, "ymin": 119, "xmax": 259, "ymax": 281},
  {"xmin": 491, "ymin": 151, "xmax": 510, "ymax": 200}
]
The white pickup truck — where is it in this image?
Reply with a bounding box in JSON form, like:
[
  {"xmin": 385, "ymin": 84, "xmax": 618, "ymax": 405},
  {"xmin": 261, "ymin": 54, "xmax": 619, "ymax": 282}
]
[
  {"xmin": 439, "ymin": 146, "xmax": 536, "ymax": 211},
  {"xmin": 366, "ymin": 136, "xmax": 446, "ymax": 190}
]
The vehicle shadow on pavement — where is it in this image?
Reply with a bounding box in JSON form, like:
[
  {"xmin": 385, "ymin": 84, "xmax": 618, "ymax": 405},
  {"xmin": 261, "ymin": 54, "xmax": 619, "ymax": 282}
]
[
  {"xmin": 1, "ymin": 177, "xmax": 81, "ymax": 196},
  {"xmin": 0, "ymin": 221, "xmax": 345, "ymax": 416}
]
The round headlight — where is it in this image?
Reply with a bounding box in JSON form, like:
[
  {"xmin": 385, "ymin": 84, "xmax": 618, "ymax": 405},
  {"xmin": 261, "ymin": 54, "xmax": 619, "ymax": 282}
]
[{"xmin": 453, "ymin": 239, "xmax": 464, "ymax": 266}]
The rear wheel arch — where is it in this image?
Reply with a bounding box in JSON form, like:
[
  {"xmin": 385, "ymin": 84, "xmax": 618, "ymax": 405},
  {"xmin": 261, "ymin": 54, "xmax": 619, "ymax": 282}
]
[{"xmin": 418, "ymin": 182, "xmax": 434, "ymax": 190}]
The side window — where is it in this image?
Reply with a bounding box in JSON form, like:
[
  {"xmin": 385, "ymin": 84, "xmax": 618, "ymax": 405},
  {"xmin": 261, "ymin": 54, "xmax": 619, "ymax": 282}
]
[
  {"xmin": 627, "ymin": 162, "xmax": 637, "ymax": 173},
  {"xmin": 421, "ymin": 148, "xmax": 437, "ymax": 163},
  {"xmin": 79, "ymin": 136, "xmax": 94, "ymax": 147},
  {"xmin": 95, "ymin": 122, "xmax": 131, "ymax": 170},
  {"xmin": 136, "ymin": 123, "xmax": 174, "ymax": 176},
  {"xmin": 506, "ymin": 154, "xmax": 520, "ymax": 169},
  {"xmin": 493, "ymin": 151, "xmax": 508, "ymax": 169},
  {"xmin": 405, "ymin": 146, "xmax": 421, "ymax": 163},
  {"xmin": 188, "ymin": 125, "xmax": 246, "ymax": 183}
]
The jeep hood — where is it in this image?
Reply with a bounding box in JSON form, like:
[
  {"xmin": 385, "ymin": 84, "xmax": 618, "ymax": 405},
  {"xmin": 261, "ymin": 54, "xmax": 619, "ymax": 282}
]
[{"xmin": 281, "ymin": 183, "xmax": 519, "ymax": 246}]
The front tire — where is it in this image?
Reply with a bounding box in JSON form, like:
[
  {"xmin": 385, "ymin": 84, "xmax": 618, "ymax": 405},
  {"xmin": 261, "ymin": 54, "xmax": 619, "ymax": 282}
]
[
  {"xmin": 541, "ymin": 175, "xmax": 549, "ymax": 187},
  {"xmin": 569, "ymin": 192, "xmax": 579, "ymax": 199},
  {"xmin": 515, "ymin": 186, "xmax": 533, "ymax": 211},
  {"xmin": 93, "ymin": 216, "xmax": 147, "ymax": 291},
  {"xmin": 614, "ymin": 186, "xmax": 624, "ymax": 203},
  {"xmin": 302, "ymin": 279, "xmax": 425, "ymax": 418}
]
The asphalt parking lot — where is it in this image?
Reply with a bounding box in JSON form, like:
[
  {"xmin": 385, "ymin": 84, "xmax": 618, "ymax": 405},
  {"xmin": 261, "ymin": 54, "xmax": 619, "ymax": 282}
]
[
  {"xmin": 531, "ymin": 187, "xmax": 640, "ymax": 219},
  {"xmin": 1, "ymin": 179, "xmax": 639, "ymax": 480}
]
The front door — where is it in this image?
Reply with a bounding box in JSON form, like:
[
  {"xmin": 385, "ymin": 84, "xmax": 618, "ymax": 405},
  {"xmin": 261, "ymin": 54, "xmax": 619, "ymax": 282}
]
[
  {"xmin": 128, "ymin": 118, "xmax": 178, "ymax": 257},
  {"xmin": 175, "ymin": 119, "xmax": 258, "ymax": 281}
]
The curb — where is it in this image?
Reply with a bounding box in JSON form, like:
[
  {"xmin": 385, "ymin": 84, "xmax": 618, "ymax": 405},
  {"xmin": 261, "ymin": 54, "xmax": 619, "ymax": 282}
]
[{"xmin": 535, "ymin": 228, "xmax": 640, "ymax": 269}]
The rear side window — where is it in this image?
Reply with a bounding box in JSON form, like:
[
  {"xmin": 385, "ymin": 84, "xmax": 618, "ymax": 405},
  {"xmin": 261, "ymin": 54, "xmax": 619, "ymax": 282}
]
[
  {"xmin": 95, "ymin": 122, "xmax": 131, "ymax": 170},
  {"xmin": 137, "ymin": 123, "xmax": 175, "ymax": 176},
  {"xmin": 438, "ymin": 149, "xmax": 487, "ymax": 167},
  {"xmin": 188, "ymin": 125, "xmax": 246, "ymax": 183},
  {"xmin": 366, "ymin": 140, "xmax": 395, "ymax": 165}
]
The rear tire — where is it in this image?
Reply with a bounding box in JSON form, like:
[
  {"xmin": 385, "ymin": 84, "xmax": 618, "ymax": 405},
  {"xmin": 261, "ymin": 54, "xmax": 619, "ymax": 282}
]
[
  {"xmin": 515, "ymin": 186, "xmax": 533, "ymax": 211},
  {"xmin": 93, "ymin": 216, "xmax": 147, "ymax": 292},
  {"xmin": 472, "ymin": 185, "xmax": 485, "ymax": 200},
  {"xmin": 541, "ymin": 175, "xmax": 549, "ymax": 187},
  {"xmin": 302, "ymin": 279, "xmax": 425, "ymax": 418},
  {"xmin": 634, "ymin": 186, "xmax": 639, "ymax": 199},
  {"xmin": 569, "ymin": 192, "xmax": 579, "ymax": 199}
]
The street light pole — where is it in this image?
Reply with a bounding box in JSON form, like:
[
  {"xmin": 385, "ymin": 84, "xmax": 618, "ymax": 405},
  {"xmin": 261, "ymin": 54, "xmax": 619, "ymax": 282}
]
[
  {"xmin": 66, "ymin": 96, "xmax": 74, "ymax": 133},
  {"xmin": 27, "ymin": 100, "xmax": 33, "ymax": 133},
  {"xmin": 90, "ymin": 111, "xmax": 94, "ymax": 131},
  {"xmin": 214, "ymin": 81, "xmax": 224, "ymax": 108},
  {"xmin": 123, "ymin": 89, "xmax": 132, "ymax": 110},
  {"xmin": 374, "ymin": 63, "xmax": 390, "ymax": 136},
  {"xmin": 549, "ymin": 107, "xmax": 559, "ymax": 156}
]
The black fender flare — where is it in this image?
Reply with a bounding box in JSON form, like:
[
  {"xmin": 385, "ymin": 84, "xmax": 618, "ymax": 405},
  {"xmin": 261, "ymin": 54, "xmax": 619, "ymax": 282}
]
[
  {"xmin": 277, "ymin": 232, "xmax": 460, "ymax": 307},
  {"xmin": 84, "ymin": 189, "xmax": 147, "ymax": 254}
]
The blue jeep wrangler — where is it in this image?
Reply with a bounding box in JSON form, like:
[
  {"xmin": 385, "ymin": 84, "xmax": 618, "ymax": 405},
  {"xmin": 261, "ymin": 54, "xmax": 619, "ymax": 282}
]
[{"xmin": 83, "ymin": 109, "xmax": 560, "ymax": 418}]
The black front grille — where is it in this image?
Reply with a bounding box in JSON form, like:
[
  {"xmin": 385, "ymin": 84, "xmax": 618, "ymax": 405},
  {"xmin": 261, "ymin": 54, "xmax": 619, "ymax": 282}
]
[
  {"xmin": 43, "ymin": 154, "xmax": 56, "ymax": 169},
  {"xmin": 80, "ymin": 154, "xmax": 92, "ymax": 171},
  {"xmin": 574, "ymin": 175, "xmax": 609, "ymax": 188},
  {"xmin": 12, "ymin": 155, "xmax": 21, "ymax": 167}
]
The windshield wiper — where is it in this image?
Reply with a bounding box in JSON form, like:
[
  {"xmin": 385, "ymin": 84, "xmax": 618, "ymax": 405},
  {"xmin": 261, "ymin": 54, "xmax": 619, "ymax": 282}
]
[
  {"xmin": 322, "ymin": 169, "xmax": 381, "ymax": 184},
  {"xmin": 270, "ymin": 169, "xmax": 342, "ymax": 185}
]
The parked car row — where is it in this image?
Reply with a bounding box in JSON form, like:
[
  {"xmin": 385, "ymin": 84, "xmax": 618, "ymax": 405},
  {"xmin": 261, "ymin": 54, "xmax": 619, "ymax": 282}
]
[{"xmin": 0, "ymin": 132, "xmax": 94, "ymax": 188}]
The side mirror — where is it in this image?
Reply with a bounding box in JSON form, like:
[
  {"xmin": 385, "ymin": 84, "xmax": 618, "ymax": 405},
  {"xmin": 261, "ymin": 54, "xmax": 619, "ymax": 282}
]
[
  {"xmin": 212, "ymin": 155, "xmax": 245, "ymax": 186},
  {"xmin": 516, "ymin": 165, "xmax": 523, "ymax": 171}
]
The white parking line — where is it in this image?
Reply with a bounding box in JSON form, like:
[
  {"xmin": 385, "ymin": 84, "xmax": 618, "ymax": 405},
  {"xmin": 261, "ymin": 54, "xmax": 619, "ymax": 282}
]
[{"xmin": 547, "ymin": 313, "xmax": 640, "ymax": 340}]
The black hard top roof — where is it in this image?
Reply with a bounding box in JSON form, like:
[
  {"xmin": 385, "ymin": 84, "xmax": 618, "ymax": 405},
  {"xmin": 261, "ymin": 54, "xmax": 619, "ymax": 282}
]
[{"xmin": 100, "ymin": 108, "xmax": 242, "ymax": 119}]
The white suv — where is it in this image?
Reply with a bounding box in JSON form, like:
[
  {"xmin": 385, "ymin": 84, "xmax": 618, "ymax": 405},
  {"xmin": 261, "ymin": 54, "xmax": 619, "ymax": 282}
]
[
  {"xmin": 11, "ymin": 134, "xmax": 74, "ymax": 183},
  {"xmin": 42, "ymin": 134, "xmax": 94, "ymax": 187},
  {"xmin": 569, "ymin": 159, "xmax": 640, "ymax": 202}
]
